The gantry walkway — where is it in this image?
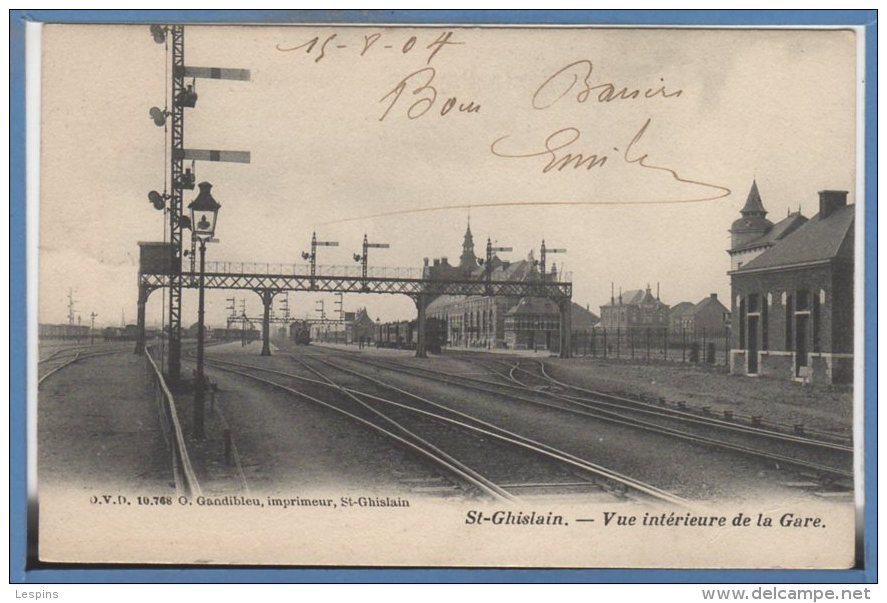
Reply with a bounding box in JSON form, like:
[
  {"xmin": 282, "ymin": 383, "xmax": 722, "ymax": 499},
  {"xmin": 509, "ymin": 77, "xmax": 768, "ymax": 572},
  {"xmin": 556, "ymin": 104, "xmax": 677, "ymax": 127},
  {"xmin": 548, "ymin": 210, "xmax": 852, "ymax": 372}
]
[{"xmin": 136, "ymin": 261, "xmax": 574, "ymax": 360}]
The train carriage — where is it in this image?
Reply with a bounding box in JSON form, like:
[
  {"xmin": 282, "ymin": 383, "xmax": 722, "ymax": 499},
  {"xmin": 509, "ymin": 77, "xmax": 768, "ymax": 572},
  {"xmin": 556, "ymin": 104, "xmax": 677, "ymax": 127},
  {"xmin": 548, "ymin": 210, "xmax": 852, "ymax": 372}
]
[{"xmin": 374, "ymin": 317, "xmax": 447, "ymax": 353}]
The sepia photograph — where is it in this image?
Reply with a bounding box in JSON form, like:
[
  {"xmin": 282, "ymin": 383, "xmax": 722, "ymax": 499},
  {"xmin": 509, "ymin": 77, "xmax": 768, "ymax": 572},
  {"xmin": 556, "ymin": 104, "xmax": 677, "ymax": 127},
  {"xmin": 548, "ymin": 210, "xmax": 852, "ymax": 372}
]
[{"xmin": 22, "ymin": 14, "xmax": 869, "ymax": 573}]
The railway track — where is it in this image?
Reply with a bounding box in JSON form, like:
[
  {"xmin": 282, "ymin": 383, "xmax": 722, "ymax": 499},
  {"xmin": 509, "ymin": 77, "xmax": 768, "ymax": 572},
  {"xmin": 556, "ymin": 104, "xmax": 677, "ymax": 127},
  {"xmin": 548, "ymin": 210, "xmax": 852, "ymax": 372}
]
[
  {"xmin": 38, "ymin": 345, "xmax": 128, "ymax": 387},
  {"xmin": 308, "ymin": 347, "xmax": 853, "ymax": 490},
  {"xmin": 493, "ymin": 357, "xmax": 853, "ymax": 454},
  {"xmin": 506, "ymin": 357, "xmax": 850, "ymax": 445},
  {"xmin": 203, "ymin": 353, "xmax": 688, "ymax": 506}
]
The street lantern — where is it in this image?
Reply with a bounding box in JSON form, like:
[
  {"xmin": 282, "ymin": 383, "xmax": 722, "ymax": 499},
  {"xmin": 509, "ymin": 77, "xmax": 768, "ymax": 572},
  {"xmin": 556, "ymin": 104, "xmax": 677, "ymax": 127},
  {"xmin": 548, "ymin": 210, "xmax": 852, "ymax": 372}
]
[
  {"xmin": 188, "ymin": 182, "xmax": 220, "ymax": 240},
  {"xmin": 187, "ymin": 181, "xmax": 221, "ymax": 440}
]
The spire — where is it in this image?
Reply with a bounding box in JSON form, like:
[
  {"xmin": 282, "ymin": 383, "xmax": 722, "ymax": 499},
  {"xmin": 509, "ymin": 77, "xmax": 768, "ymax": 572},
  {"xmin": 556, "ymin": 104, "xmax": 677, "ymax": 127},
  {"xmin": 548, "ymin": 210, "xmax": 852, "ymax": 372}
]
[
  {"xmin": 458, "ymin": 216, "xmax": 478, "ymax": 270},
  {"xmin": 741, "ymin": 180, "xmax": 767, "ymax": 217}
]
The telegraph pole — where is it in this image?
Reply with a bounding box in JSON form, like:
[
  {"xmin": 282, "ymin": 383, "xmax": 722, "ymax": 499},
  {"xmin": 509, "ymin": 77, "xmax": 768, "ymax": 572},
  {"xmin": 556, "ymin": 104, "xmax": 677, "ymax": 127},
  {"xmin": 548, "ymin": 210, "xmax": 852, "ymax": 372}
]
[
  {"xmin": 90, "ymin": 312, "xmax": 98, "ymax": 345},
  {"xmin": 334, "ymin": 292, "xmax": 344, "ymax": 321},
  {"xmin": 279, "ymin": 293, "xmax": 290, "ymax": 322},
  {"xmin": 333, "ymin": 292, "xmax": 344, "ymax": 344},
  {"xmin": 225, "ymin": 296, "xmax": 237, "ymax": 328},
  {"xmin": 67, "ymin": 289, "xmax": 76, "ymax": 327}
]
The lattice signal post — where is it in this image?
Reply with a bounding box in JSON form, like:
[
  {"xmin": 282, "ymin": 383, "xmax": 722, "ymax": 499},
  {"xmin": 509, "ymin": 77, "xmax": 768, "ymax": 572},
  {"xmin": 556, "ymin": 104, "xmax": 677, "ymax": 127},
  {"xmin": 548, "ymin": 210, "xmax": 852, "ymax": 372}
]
[
  {"xmin": 302, "ymin": 232, "xmax": 339, "ymax": 290},
  {"xmin": 145, "ymin": 25, "xmax": 250, "ymax": 381},
  {"xmin": 539, "ymin": 240, "xmax": 566, "ymax": 282}
]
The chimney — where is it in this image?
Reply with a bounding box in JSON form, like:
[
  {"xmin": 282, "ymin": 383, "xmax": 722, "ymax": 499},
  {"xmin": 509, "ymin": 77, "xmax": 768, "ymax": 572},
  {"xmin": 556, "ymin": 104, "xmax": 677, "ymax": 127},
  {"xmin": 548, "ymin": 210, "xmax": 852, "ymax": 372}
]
[
  {"xmin": 433, "ymin": 258, "xmax": 440, "ymax": 266},
  {"xmin": 818, "ymin": 190, "xmax": 848, "ymax": 219},
  {"xmin": 710, "ymin": 293, "xmax": 718, "ymax": 300},
  {"xmin": 441, "ymin": 256, "xmax": 448, "ymax": 265}
]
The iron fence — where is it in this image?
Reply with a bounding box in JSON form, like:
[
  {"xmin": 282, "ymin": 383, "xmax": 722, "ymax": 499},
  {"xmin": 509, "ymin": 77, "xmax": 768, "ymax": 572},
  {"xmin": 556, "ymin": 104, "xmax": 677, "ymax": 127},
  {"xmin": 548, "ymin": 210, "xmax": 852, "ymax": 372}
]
[{"xmin": 571, "ymin": 326, "xmax": 731, "ymax": 366}]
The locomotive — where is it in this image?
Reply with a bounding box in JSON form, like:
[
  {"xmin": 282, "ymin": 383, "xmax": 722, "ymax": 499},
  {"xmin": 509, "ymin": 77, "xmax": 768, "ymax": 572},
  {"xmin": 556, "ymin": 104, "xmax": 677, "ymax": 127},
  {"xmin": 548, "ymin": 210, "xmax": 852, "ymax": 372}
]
[{"xmin": 289, "ymin": 320, "xmax": 312, "ymax": 345}]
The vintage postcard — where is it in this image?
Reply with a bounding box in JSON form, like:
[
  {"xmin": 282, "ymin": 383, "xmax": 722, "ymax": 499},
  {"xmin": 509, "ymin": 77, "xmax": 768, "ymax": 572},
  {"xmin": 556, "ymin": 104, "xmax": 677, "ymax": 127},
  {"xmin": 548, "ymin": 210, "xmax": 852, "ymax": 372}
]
[{"xmin": 33, "ymin": 21, "xmax": 862, "ymax": 569}]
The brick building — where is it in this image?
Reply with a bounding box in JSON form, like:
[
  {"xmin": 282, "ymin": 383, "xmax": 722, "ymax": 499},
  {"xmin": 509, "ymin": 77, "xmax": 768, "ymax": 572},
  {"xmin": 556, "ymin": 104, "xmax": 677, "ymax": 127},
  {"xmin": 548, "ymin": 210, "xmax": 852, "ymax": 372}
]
[
  {"xmin": 727, "ymin": 181, "xmax": 809, "ymax": 271},
  {"xmin": 425, "ymin": 222, "xmax": 596, "ymax": 350},
  {"xmin": 728, "ymin": 188, "xmax": 854, "ymax": 384}
]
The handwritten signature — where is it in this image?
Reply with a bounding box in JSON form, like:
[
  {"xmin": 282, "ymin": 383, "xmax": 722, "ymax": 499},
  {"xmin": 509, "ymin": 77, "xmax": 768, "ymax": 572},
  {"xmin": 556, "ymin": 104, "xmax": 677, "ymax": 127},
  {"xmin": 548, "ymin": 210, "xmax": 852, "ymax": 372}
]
[
  {"xmin": 490, "ymin": 118, "xmax": 731, "ymax": 201},
  {"xmin": 532, "ymin": 60, "xmax": 683, "ymax": 110}
]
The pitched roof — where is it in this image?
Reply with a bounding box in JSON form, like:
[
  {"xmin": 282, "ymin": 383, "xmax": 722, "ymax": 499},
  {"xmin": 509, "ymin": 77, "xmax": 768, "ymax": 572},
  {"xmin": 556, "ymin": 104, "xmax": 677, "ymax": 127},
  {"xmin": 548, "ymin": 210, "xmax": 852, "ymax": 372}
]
[
  {"xmin": 737, "ymin": 204, "xmax": 854, "ymax": 272},
  {"xmin": 426, "ymin": 258, "xmax": 541, "ymax": 314},
  {"xmin": 615, "ymin": 289, "xmax": 645, "ymax": 305},
  {"xmin": 741, "ymin": 180, "xmax": 767, "ymax": 215},
  {"xmin": 506, "ymin": 297, "xmax": 558, "ymax": 315},
  {"xmin": 601, "ymin": 288, "xmax": 666, "ymax": 308},
  {"xmin": 691, "ymin": 295, "xmax": 730, "ymax": 316},
  {"xmin": 669, "ymin": 301, "xmax": 696, "ymax": 317},
  {"xmin": 733, "ymin": 212, "xmax": 808, "ymax": 252},
  {"xmin": 571, "ymin": 303, "xmax": 600, "ymax": 328}
]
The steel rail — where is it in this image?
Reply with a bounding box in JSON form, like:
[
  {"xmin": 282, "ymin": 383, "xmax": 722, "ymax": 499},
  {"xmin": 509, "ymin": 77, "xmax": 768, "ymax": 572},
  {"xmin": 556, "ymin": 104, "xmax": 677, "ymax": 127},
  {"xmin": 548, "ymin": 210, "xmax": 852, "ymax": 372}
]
[
  {"xmin": 202, "ymin": 358, "xmax": 516, "ymax": 502},
  {"xmin": 206, "ymin": 355, "xmax": 684, "ymax": 504},
  {"xmin": 528, "ymin": 359, "xmax": 853, "ymax": 452},
  {"xmin": 300, "ymin": 355, "xmax": 689, "ymax": 505},
  {"xmin": 316, "ymin": 350, "xmax": 853, "ymax": 480},
  {"xmin": 465, "ymin": 352, "xmax": 851, "ymax": 449},
  {"xmin": 37, "ymin": 351, "xmax": 83, "ymax": 386},
  {"xmin": 376, "ymin": 351, "xmax": 851, "ymax": 454},
  {"xmin": 37, "ymin": 349, "xmax": 124, "ymax": 387},
  {"xmin": 289, "ymin": 354, "xmax": 517, "ymax": 501}
]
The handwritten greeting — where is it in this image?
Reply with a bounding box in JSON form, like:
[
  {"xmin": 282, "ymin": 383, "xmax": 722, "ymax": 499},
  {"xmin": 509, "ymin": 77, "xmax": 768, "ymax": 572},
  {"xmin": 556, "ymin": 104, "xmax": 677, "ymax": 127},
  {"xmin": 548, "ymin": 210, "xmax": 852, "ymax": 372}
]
[{"xmin": 275, "ymin": 31, "xmax": 732, "ymax": 221}]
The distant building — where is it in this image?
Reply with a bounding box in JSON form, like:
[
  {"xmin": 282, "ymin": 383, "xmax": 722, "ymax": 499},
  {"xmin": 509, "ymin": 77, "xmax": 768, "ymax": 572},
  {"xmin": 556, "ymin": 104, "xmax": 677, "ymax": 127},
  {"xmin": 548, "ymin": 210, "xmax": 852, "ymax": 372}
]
[
  {"xmin": 671, "ymin": 294, "xmax": 730, "ymax": 336},
  {"xmin": 599, "ymin": 285, "xmax": 669, "ymax": 332},
  {"xmin": 728, "ymin": 187, "xmax": 854, "ymax": 384},
  {"xmin": 425, "ymin": 222, "xmax": 594, "ymax": 351},
  {"xmin": 668, "ymin": 301, "xmax": 695, "ymax": 332},
  {"xmin": 346, "ymin": 307, "xmax": 377, "ymax": 344},
  {"xmin": 39, "ymin": 323, "xmax": 90, "ymax": 340},
  {"xmin": 503, "ymin": 298, "xmax": 599, "ymax": 351}
]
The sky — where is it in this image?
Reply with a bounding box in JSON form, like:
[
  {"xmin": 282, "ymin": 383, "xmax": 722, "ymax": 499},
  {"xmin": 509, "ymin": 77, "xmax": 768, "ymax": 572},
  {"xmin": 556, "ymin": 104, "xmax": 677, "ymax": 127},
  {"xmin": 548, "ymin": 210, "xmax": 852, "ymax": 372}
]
[{"xmin": 37, "ymin": 24, "xmax": 858, "ymax": 328}]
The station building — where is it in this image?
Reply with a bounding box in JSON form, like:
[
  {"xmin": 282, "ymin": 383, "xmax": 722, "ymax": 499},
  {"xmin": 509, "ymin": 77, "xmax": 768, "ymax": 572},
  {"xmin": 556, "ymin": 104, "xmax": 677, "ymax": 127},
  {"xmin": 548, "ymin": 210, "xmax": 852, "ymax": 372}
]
[
  {"xmin": 728, "ymin": 184, "xmax": 854, "ymax": 384},
  {"xmin": 424, "ymin": 223, "xmax": 597, "ymax": 351}
]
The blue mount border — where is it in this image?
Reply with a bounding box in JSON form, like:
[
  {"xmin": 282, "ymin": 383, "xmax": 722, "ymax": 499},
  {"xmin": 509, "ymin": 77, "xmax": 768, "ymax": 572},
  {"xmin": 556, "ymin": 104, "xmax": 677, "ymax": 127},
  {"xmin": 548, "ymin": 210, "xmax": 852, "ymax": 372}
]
[{"xmin": 9, "ymin": 9, "xmax": 877, "ymax": 584}]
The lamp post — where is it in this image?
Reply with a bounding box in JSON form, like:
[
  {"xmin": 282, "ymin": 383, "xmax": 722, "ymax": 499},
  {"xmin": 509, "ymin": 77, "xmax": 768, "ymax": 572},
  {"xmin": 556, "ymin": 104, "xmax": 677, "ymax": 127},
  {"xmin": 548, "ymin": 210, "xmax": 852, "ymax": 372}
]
[{"xmin": 187, "ymin": 181, "xmax": 221, "ymax": 440}]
